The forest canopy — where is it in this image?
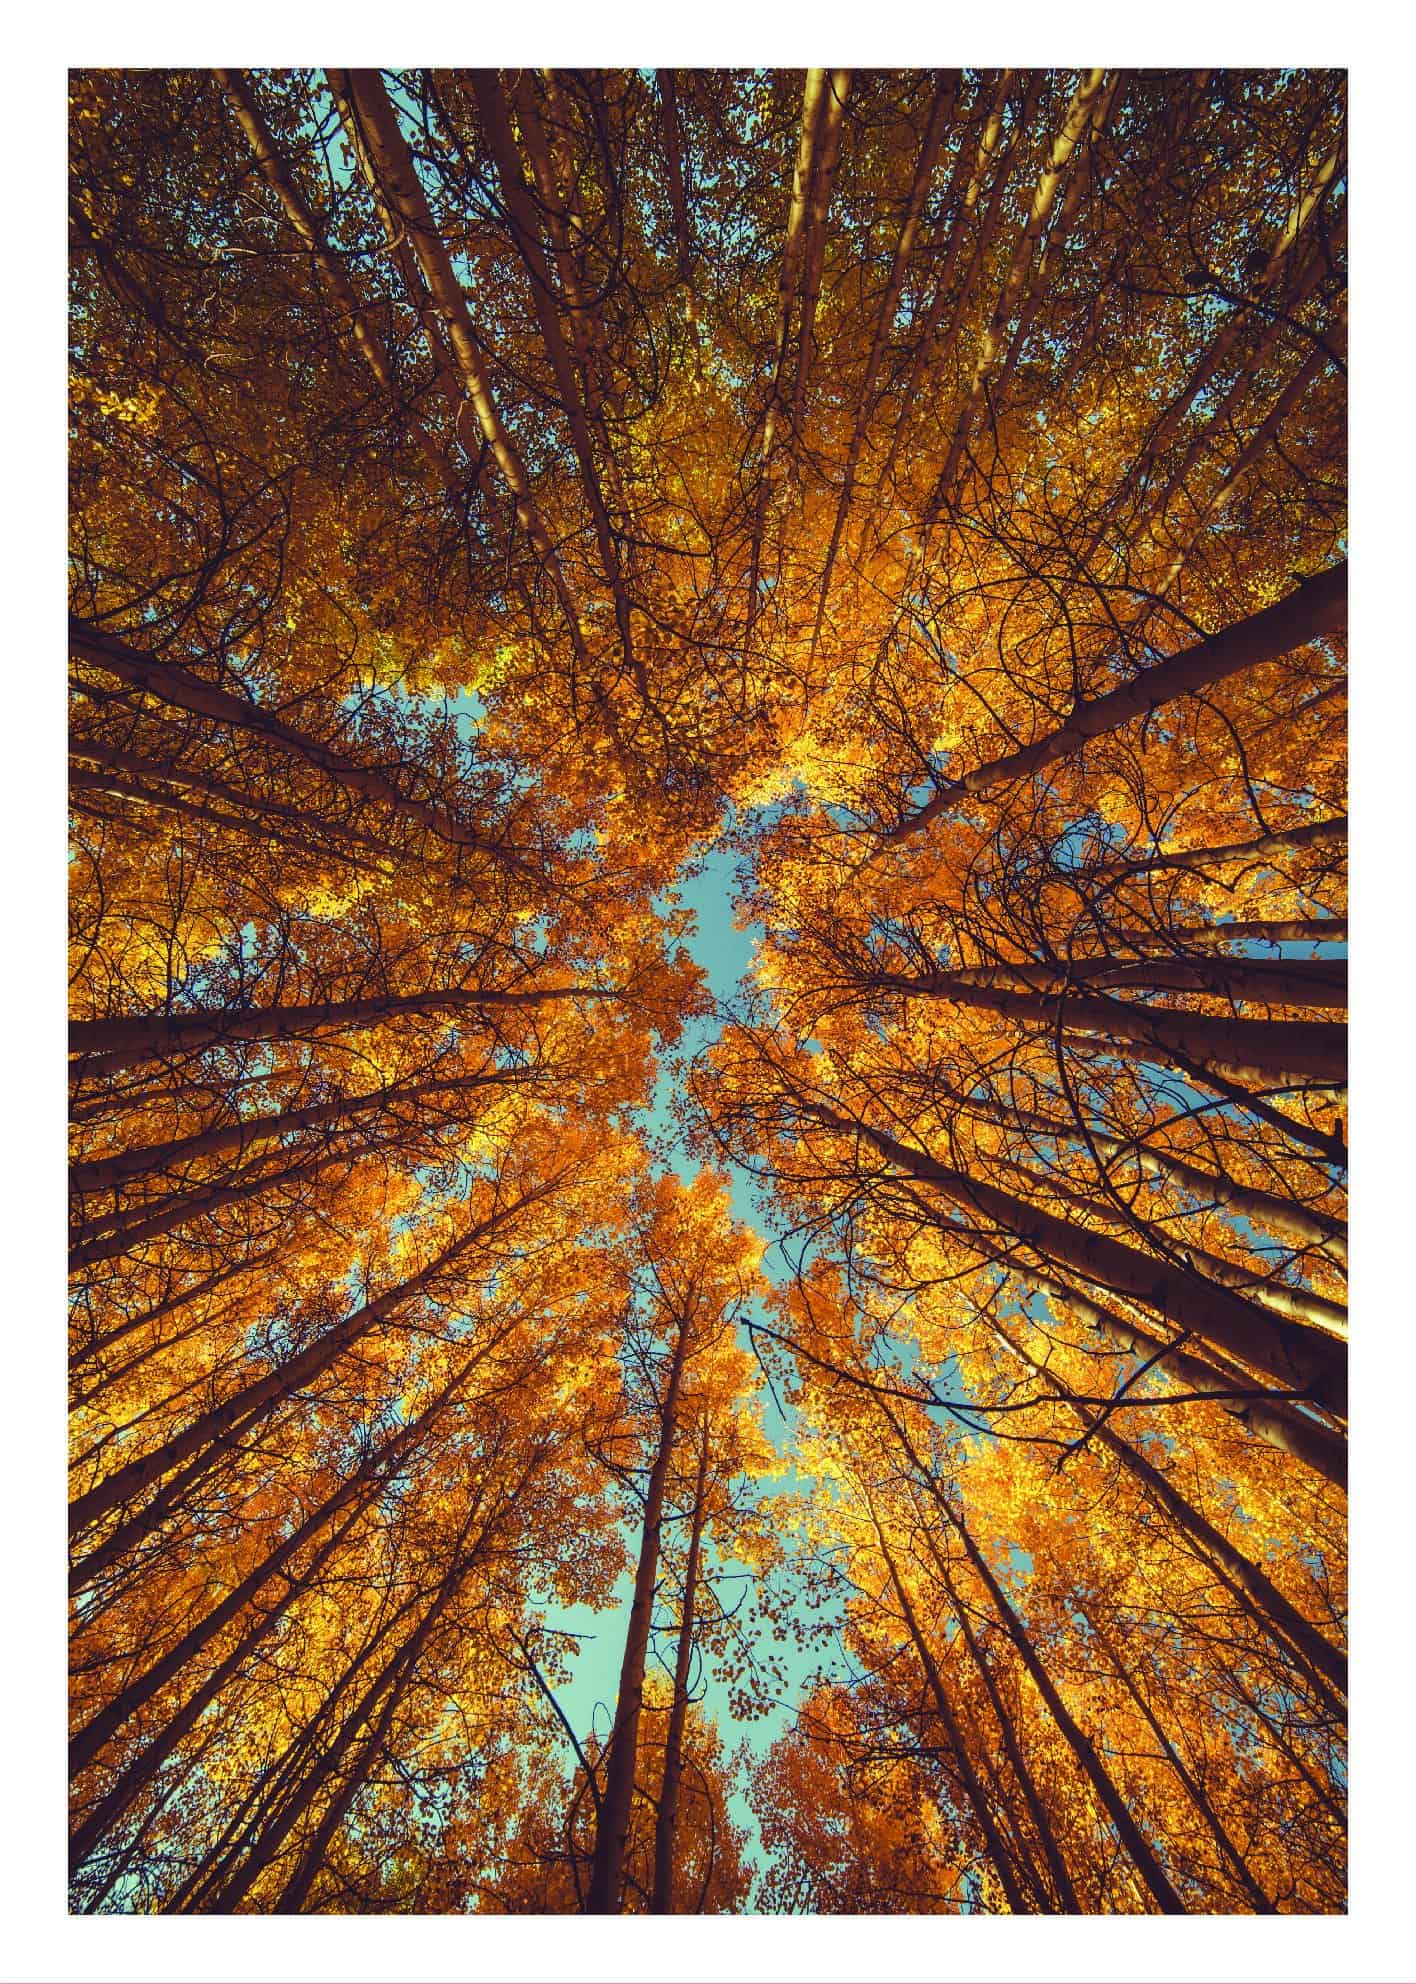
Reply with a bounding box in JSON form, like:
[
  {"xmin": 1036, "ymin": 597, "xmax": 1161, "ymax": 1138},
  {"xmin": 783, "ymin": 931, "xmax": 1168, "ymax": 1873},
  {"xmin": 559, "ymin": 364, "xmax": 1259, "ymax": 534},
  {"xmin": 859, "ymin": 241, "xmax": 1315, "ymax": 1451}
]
[{"xmin": 68, "ymin": 65, "xmax": 1347, "ymax": 1916}]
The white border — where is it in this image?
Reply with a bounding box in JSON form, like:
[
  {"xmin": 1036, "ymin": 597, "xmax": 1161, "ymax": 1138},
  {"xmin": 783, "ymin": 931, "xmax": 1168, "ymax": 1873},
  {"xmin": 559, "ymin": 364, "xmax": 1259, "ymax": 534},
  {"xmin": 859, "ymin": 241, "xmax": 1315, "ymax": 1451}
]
[{"xmin": 12, "ymin": 9, "xmax": 1409, "ymax": 1980}]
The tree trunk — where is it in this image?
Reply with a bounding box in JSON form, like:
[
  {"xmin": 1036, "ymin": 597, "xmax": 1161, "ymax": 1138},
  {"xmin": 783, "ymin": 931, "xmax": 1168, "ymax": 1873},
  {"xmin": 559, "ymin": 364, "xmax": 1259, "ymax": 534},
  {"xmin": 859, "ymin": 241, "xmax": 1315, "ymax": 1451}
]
[
  {"xmin": 1097, "ymin": 812, "xmax": 1346, "ymax": 880},
  {"xmin": 69, "ymin": 619, "xmax": 522, "ymax": 870},
  {"xmin": 948, "ymin": 954, "xmax": 1346, "ymax": 1011},
  {"xmin": 871, "ymin": 966, "xmax": 1346, "ymax": 1088},
  {"xmin": 887, "ymin": 564, "xmax": 1345, "ymax": 836},
  {"xmin": 953, "ymin": 1085, "xmax": 1347, "ymax": 1263},
  {"xmin": 807, "ymin": 1103, "xmax": 1347, "ymax": 1416},
  {"xmin": 69, "ymin": 981, "xmax": 611, "ymax": 1078},
  {"xmin": 69, "ymin": 1178, "xmax": 559, "ymax": 1548},
  {"xmin": 892, "ymin": 1438, "xmax": 1188, "ymax": 1915},
  {"xmin": 915, "ymin": 1523, "xmax": 1081, "ymax": 1912},
  {"xmin": 870, "ymin": 1512, "xmax": 1032, "ymax": 1912},
  {"xmin": 216, "ymin": 68, "xmax": 461, "ymax": 496},
  {"xmin": 586, "ymin": 1317, "xmax": 690, "ymax": 1912},
  {"xmin": 1023, "ymin": 1269, "xmax": 1347, "ymax": 1488},
  {"xmin": 988, "ymin": 1316, "xmax": 1347, "ymax": 1704},
  {"xmin": 71, "ymin": 1065, "xmax": 513, "ymax": 1196},
  {"xmin": 1078, "ymin": 1601, "xmax": 1276, "ymax": 1912},
  {"xmin": 335, "ymin": 69, "xmax": 591, "ymax": 675},
  {"xmin": 650, "ymin": 1426, "xmax": 710, "ymax": 1913}
]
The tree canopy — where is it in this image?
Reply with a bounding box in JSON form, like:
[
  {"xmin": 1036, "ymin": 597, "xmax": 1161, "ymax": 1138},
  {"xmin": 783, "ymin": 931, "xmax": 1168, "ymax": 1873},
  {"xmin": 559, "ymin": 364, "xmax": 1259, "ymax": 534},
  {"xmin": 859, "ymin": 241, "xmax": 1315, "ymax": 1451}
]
[{"xmin": 69, "ymin": 64, "xmax": 1346, "ymax": 1916}]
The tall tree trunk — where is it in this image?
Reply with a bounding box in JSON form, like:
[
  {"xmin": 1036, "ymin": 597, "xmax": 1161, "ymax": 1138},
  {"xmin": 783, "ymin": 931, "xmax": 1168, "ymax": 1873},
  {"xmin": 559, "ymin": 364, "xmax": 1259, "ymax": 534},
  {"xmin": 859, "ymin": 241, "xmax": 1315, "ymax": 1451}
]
[
  {"xmin": 70, "ymin": 1488, "xmax": 372, "ymax": 1864},
  {"xmin": 810, "ymin": 74, "xmax": 954, "ymax": 654},
  {"xmin": 472, "ymin": 73, "xmax": 642, "ymax": 699},
  {"xmin": 69, "ymin": 1343, "xmax": 499, "ymax": 1783},
  {"xmin": 868, "ymin": 965, "xmax": 1346, "ymax": 1088},
  {"xmin": 69, "ymin": 1178, "xmax": 559, "ymax": 1549},
  {"xmin": 69, "ymin": 981, "xmax": 612, "ymax": 1078},
  {"xmin": 586, "ymin": 1318, "xmax": 691, "ymax": 1912},
  {"xmin": 869, "ymin": 1510, "xmax": 1032, "ymax": 1912},
  {"xmin": 886, "ymin": 563, "xmax": 1345, "ymax": 836},
  {"xmin": 880, "ymin": 1405, "xmax": 1188, "ymax": 1913},
  {"xmin": 1078, "ymin": 1601, "xmax": 1276, "ymax": 1912},
  {"xmin": 915, "ymin": 1521, "xmax": 1082, "ymax": 1911},
  {"xmin": 948, "ymin": 953, "xmax": 1346, "ymax": 1010},
  {"xmin": 806, "ymin": 1102, "xmax": 1347, "ymax": 1416},
  {"xmin": 69, "ymin": 619, "xmax": 523, "ymax": 871},
  {"xmin": 1022, "ymin": 1269, "xmax": 1347, "ymax": 1488},
  {"xmin": 71, "ymin": 1065, "xmax": 513, "ymax": 1195},
  {"xmin": 951, "ymin": 1085, "xmax": 1347, "ymax": 1263},
  {"xmin": 988, "ymin": 1316, "xmax": 1347, "ymax": 1704},
  {"xmin": 215, "ymin": 68, "xmax": 461, "ymax": 496},
  {"xmin": 650, "ymin": 1426, "xmax": 710, "ymax": 1913},
  {"xmin": 334, "ymin": 69, "xmax": 592, "ymax": 677},
  {"xmin": 69, "ymin": 1144, "xmax": 350, "ymax": 1271},
  {"xmin": 1096, "ymin": 811, "xmax": 1346, "ymax": 880}
]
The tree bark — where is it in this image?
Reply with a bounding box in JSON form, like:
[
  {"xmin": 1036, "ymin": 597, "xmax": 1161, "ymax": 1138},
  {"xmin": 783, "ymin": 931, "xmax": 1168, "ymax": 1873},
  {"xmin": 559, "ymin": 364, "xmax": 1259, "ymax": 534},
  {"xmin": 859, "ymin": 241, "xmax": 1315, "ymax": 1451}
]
[
  {"xmin": 650, "ymin": 1426, "xmax": 710, "ymax": 1913},
  {"xmin": 68, "ymin": 1177, "xmax": 560, "ymax": 1548},
  {"xmin": 334, "ymin": 69, "xmax": 591, "ymax": 675},
  {"xmin": 1023, "ymin": 1269, "xmax": 1347, "ymax": 1488},
  {"xmin": 1078, "ymin": 1601, "xmax": 1276, "ymax": 1912},
  {"xmin": 1096, "ymin": 812, "xmax": 1346, "ymax": 881},
  {"xmin": 215, "ymin": 68, "xmax": 461, "ymax": 496},
  {"xmin": 868, "ymin": 965, "xmax": 1346, "ymax": 1088},
  {"xmin": 887, "ymin": 564, "xmax": 1346, "ymax": 836},
  {"xmin": 586, "ymin": 1315, "xmax": 691, "ymax": 1912},
  {"xmin": 988, "ymin": 1316, "xmax": 1347, "ymax": 1704},
  {"xmin": 915, "ymin": 1523, "xmax": 1081, "ymax": 1911},
  {"xmin": 69, "ymin": 980, "xmax": 612, "ymax": 1077},
  {"xmin": 806, "ymin": 1102, "xmax": 1348, "ymax": 1416},
  {"xmin": 69, "ymin": 619, "xmax": 524, "ymax": 872},
  {"xmin": 886, "ymin": 1432, "xmax": 1188, "ymax": 1915},
  {"xmin": 870, "ymin": 1512, "xmax": 1033, "ymax": 1912},
  {"xmin": 71, "ymin": 1065, "xmax": 514, "ymax": 1196}
]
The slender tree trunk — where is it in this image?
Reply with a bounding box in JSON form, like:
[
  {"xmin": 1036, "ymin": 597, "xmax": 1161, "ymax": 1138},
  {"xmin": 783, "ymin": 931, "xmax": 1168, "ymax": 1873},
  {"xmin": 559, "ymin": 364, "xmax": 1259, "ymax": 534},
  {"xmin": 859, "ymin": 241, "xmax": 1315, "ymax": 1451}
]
[
  {"xmin": 71, "ymin": 1067, "xmax": 514, "ymax": 1196},
  {"xmin": 1078, "ymin": 1601, "xmax": 1277, "ymax": 1912},
  {"xmin": 335, "ymin": 69, "xmax": 591, "ymax": 675},
  {"xmin": 1115, "ymin": 916, "xmax": 1347, "ymax": 949},
  {"xmin": 948, "ymin": 954, "xmax": 1346, "ymax": 1010},
  {"xmin": 868, "ymin": 965, "xmax": 1346, "ymax": 1088},
  {"xmin": 70, "ymin": 1487, "xmax": 373, "ymax": 1862},
  {"xmin": 69, "ymin": 1178, "xmax": 558, "ymax": 1547},
  {"xmin": 69, "ymin": 620, "xmax": 523, "ymax": 871},
  {"xmin": 745, "ymin": 68, "xmax": 827, "ymax": 639},
  {"xmin": 988, "ymin": 1316, "xmax": 1347, "ymax": 1704},
  {"xmin": 586, "ymin": 1319, "xmax": 690, "ymax": 1912},
  {"xmin": 1025, "ymin": 1167, "xmax": 1348, "ymax": 1338},
  {"xmin": 887, "ymin": 563, "xmax": 1345, "ymax": 836},
  {"xmin": 898, "ymin": 1452, "xmax": 1188, "ymax": 1914},
  {"xmin": 952, "ymin": 1086, "xmax": 1347, "ymax": 1262},
  {"xmin": 792, "ymin": 71, "xmax": 851, "ymax": 419},
  {"xmin": 806, "ymin": 1103, "xmax": 1347, "ymax": 1415},
  {"xmin": 810, "ymin": 74, "xmax": 954, "ymax": 656},
  {"xmin": 1023, "ymin": 1269, "xmax": 1347, "ymax": 1488},
  {"xmin": 473, "ymin": 74, "xmax": 642, "ymax": 698},
  {"xmin": 69, "ymin": 1346, "xmax": 497, "ymax": 1781},
  {"xmin": 910, "ymin": 1519, "xmax": 1081, "ymax": 1911},
  {"xmin": 650, "ymin": 1427, "xmax": 710, "ymax": 1913},
  {"xmin": 69, "ymin": 1145, "xmax": 349, "ymax": 1271},
  {"xmin": 215, "ymin": 68, "xmax": 461, "ymax": 495},
  {"xmin": 1096, "ymin": 812, "xmax": 1346, "ymax": 880},
  {"xmin": 69, "ymin": 981, "xmax": 610, "ymax": 1078},
  {"xmin": 193, "ymin": 1458, "xmax": 526, "ymax": 1914},
  {"xmin": 929, "ymin": 70, "xmax": 1107, "ymax": 511},
  {"xmin": 869, "ymin": 1513, "xmax": 1032, "ymax": 1912}
]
